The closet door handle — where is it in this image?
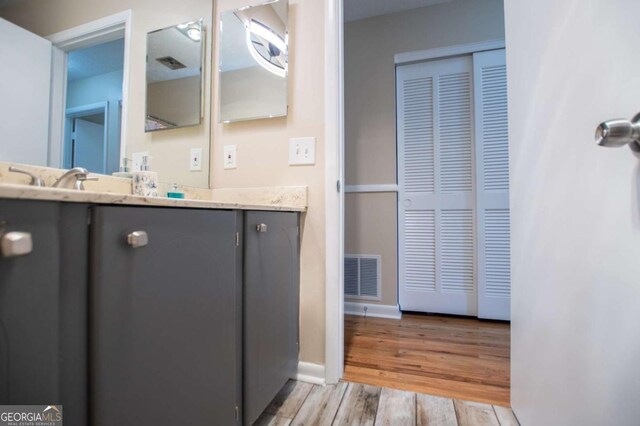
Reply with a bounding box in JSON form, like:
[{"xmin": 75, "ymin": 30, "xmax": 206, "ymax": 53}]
[
  {"xmin": 127, "ymin": 231, "xmax": 148, "ymax": 248},
  {"xmin": 1, "ymin": 231, "xmax": 33, "ymax": 257}
]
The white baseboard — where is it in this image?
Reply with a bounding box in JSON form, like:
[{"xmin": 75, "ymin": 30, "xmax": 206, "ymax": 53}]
[
  {"xmin": 344, "ymin": 302, "xmax": 402, "ymax": 319},
  {"xmin": 296, "ymin": 361, "xmax": 326, "ymax": 385}
]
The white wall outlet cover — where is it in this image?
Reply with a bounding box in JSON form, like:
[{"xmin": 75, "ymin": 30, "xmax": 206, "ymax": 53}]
[
  {"xmin": 223, "ymin": 145, "xmax": 237, "ymax": 169},
  {"xmin": 289, "ymin": 137, "xmax": 316, "ymax": 165},
  {"xmin": 190, "ymin": 148, "xmax": 203, "ymax": 171},
  {"xmin": 132, "ymin": 151, "xmax": 150, "ymax": 172}
]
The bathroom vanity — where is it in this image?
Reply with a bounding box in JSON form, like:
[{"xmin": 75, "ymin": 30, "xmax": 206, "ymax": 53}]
[{"xmin": 0, "ymin": 190, "xmax": 303, "ymax": 426}]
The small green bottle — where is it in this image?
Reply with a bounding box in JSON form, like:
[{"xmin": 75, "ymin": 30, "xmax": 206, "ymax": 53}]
[{"xmin": 167, "ymin": 183, "xmax": 185, "ymax": 199}]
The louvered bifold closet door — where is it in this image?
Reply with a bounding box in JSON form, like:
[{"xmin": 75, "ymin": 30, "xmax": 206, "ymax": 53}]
[
  {"xmin": 398, "ymin": 56, "xmax": 477, "ymax": 315},
  {"xmin": 473, "ymin": 49, "xmax": 511, "ymax": 320}
]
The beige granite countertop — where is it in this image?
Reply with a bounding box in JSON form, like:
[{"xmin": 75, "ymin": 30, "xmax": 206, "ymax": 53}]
[
  {"xmin": 0, "ymin": 183, "xmax": 307, "ymax": 212},
  {"xmin": 0, "ymin": 161, "xmax": 307, "ymax": 211}
]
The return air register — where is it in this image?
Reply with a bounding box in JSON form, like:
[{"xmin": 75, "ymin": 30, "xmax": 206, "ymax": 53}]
[{"xmin": 344, "ymin": 255, "xmax": 381, "ymax": 300}]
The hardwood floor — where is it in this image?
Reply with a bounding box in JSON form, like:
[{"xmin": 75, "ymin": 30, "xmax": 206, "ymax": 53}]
[
  {"xmin": 343, "ymin": 313, "xmax": 511, "ymax": 406},
  {"xmin": 254, "ymin": 380, "xmax": 518, "ymax": 425}
]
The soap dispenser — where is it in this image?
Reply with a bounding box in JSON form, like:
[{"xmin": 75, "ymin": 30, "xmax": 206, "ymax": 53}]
[{"xmin": 133, "ymin": 155, "xmax": 158, "ymax": 197}]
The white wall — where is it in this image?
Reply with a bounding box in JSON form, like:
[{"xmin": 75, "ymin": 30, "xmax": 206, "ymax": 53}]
[
  {"xmin": 0, "ymin": 17, "xmax": 51, "ymax": 166},
  {"xmin": 506, "ymin": 0, "xmax": 640, "ymax": 424}
]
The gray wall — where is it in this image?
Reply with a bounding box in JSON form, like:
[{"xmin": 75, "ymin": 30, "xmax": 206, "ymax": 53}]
[{"xmin": 345, "ymin": 0, "xmax": 505, "ymax": 306}]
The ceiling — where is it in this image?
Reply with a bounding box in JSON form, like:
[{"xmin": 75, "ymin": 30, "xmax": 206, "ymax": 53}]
[
  {"xmin": 67, "ymin": 39, "xmax": 124, "ymax": 81},
  {"xmin": 147, "ymin": 25, "xmax": 202, "ymax": 83},
  {"xmin": 344, "ymin": 0, "xmax": 453, "ymax": 22}
]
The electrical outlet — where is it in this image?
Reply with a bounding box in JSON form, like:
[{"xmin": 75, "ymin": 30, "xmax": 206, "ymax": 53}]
[
  {"xmin": 289, "ymin": 137, "xmax": 316, "ymax": 165},
  {"xmin": 190, "ymin": 148, "xmax": 202, "ymax": 171},
  {"xmin": 224, "ymin": 145, "xmax": 237, "ymax": 169}
]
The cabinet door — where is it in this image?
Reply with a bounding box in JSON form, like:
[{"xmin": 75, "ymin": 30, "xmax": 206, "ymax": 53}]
[
  {"xmin": 0, "ymin": 200, "xmax": 89, "ymax": 426},
  {"xmin": 90, "ymin": 206, "xmax": 242, "ymax": 426},
  {"xmin": 244, "ymin": 211, "xmax": 300, "ymax": 425}
]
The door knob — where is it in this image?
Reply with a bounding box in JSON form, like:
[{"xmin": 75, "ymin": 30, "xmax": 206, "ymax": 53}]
[
  {"xmin": 1, "ymin": 231, "xmax": 33, "ymax": 257},
  {"xmin": 595, "ymin": 112, "xmax": 640, "ymax": 152},
  {"xmin": 256, "ymin": 224, "xmax": 268, "ymax": 233},
  {"xmin": 127, "ymin": 231, "xmax": 148, "ymax": 248}
]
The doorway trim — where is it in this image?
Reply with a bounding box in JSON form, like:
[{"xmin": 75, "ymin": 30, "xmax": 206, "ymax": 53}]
[
  {"xmin": 324, "ymin": 0, "xmax": 345, "ymax": 385},
  {"xmin": 46, "ymin": 10, "xmax": 132, "ymax": 170}
]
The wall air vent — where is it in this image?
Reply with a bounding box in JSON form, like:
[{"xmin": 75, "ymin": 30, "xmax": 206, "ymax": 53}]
[
  {"xmin": 156, "ymin": 56, "xmax": 186, "ymax": 70},
  {"xmin": 344, "ymin": 255, "xmax": 381, "ymax": 300}
]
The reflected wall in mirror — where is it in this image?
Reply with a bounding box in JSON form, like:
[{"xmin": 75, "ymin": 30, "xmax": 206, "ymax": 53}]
[
  {"xmin": 0, "ymin": 0, "xmax": 214, "ymax": 189},
  {"xmin": 219, "ymin": 0, "xmax": 288, "ymax": 123},
  {"xmin": 146, "ymin": 19, "xmax": 204, "ymax": 132}
]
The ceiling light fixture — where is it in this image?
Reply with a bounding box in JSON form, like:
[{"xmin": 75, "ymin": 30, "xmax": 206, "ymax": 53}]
[{"xmin": 176, "ymin": 20, "xmax": 202, "ymax": 43}]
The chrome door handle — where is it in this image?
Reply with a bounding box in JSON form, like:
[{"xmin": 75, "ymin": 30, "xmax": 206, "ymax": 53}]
[
  {"xmin": 595, "ymin": 112, "xmax": 640, "ymax": 152},
  {"xmin": 1, "ymin": 231, "xmax": 33, "ymax": 257},
  {"xmin": 127, "ymin": 231, "xmax": 148, "ymax": 248},
  {"xmin": 256, "ymin": 224, "xmax": 268, "ymax": 233}
]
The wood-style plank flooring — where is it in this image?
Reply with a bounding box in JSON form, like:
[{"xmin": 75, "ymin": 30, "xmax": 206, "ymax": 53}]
[
  {"xmin": 254, "ymin": 380, "xmax": 518, "ymax": 425},
  {"xmin": 343, "ymin": 314, "xmax": 511, "ymax": 406}
]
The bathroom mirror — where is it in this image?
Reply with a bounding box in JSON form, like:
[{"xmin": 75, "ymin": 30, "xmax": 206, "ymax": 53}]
[
  {"xmin": 146, "ymin": 19, "xmax": 204, "ymax": 132},
  {"xmin": 218, "ymin": 0, "xmax": 288, "ymax": 123}
]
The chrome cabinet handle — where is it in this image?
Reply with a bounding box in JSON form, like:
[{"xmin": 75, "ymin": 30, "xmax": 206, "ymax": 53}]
[
  {"xmin": 1, "ymin": 231, "xmax": 33, "ymax": 257},
  {"xmin": 127, "ymin": 231, "xmax": 148, "ymax": 248},
  {"xmin": 256, "ymin": 224, "xmax": 268, "ymax": 233},
  {"xmin": 596, "ymin": 112, "xmax": 640, "ymax": 152}
]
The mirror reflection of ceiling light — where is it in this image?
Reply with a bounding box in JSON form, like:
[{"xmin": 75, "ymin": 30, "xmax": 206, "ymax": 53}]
[
  {"xmin": 187, "ymin": 28, "xmax": 201, "ymax": 41},
  {"xmin": 249, "ymin": 20, "xmax": 286, "ymax": 53},
  {"xmin": 176, "ymin": 20, "xmax": 202, "ymax": 42},
  {"xmin": 245, "ymin": 20, "xmax": 286, "ymax": 78}
]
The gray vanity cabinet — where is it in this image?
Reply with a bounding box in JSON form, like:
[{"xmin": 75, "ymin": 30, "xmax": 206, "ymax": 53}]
[
  {"xmin": 0, "ymin": 200, "xmax": 89, "ymax": 426},
  {"xmin": 89, "ymin": 206, "xmax": 243, "ymax": 426},
  {"xmin": 243, "ymin": 211, "xmax": 300, "ymax": 425}
]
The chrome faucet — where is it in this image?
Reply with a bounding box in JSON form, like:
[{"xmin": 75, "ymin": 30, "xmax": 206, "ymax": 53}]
[
  {"xmin": 8, "ymin": 166, "xmax": 46, "ymax": 187},
  {"xmin": 52, "ymin": 167, "xmax": 98, "ymax": 190}
]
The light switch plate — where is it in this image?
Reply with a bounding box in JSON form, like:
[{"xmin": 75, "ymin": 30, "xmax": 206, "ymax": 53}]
[
  {"xmin": 289, "ymin": 137, "xmax": 316, "ymax": 165},
  {"xmin": 224, "ymin": 145, "xmax": 237, "ymax": 169},
  {"xmin": 190, "ymin": 148, "xmax": 202, "ymax": 171},
  {"xmin": 132, "ymin": 151, "xmax": 150, "ymax": 172}
]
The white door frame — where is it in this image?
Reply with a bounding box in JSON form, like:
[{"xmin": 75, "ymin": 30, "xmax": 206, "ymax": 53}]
[
  {"xmin": 324, "ymin": 0, "xmax": 344, "ymax": 385},
  {"xmin": 46, "ymin": 10, "xmax": 132, "ymax": 170}
]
